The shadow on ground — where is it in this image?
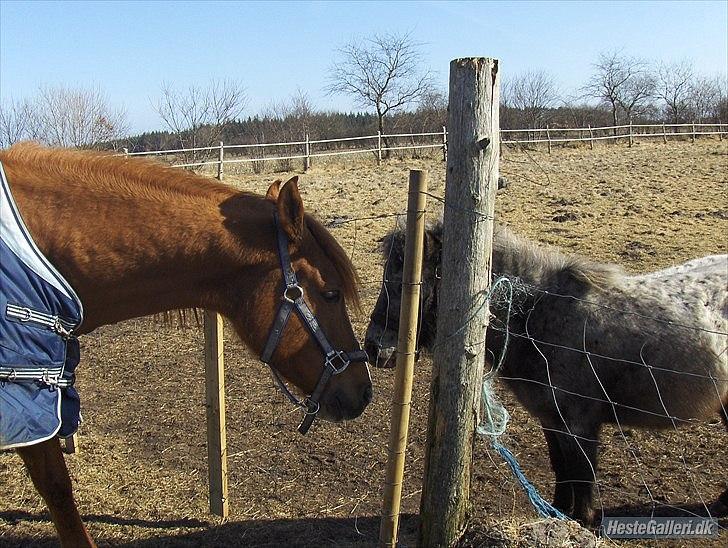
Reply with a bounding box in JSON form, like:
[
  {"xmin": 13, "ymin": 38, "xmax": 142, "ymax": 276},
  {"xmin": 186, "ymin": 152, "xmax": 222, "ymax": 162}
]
[{"xmin": 0, "ymin": 510, "xmax": 421, "ymax": 547}]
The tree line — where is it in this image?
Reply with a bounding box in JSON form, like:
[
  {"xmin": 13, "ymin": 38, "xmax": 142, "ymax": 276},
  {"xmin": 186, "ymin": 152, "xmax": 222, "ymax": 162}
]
[{"xmin": 1, "ymin": 34, "xmax": 726, "ymax": 151}]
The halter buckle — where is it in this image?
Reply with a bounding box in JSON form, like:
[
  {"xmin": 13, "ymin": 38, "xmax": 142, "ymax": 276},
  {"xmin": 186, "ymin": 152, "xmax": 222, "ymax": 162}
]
[
  {"xmin": 283, "ymin": 284, "xmax": 304, "ymax": 303},
  {"xmin": 325, "ymin": 350, "xmax": 351, "ymax": 375}
]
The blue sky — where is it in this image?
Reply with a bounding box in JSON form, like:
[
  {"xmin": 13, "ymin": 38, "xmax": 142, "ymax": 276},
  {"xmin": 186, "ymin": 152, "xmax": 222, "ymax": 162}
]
[{"xmin": 1, "ymin": 1, "xmax": 726, "ymax": 134}]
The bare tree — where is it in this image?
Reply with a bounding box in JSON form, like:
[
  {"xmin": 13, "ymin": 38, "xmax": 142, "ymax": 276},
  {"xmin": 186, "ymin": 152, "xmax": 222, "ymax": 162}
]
[
  {"xmin": 155, "ymin": 79, "xmax": 247, "ymax": 153},
  {"xmin": 414, "ymin": 89, "xmax": 447, "ymax": 130},
  {"xmin": 34, "ymin": 85, "xmax": 128, "ymax": 148},
  {"xmin": 327, "ymin": 32, "xmax": 435, "ymax": 142},
  {"xmin": 0, "ymin": 98, "xmax": 39, "ymax": 148},
  {"xmin": 656, "ymin": 60, "xmax": 694, "ymax": 123},
  {"xmin": 584, "ymin": 51, "xmax": 655, "ymax": 128},
  {"xmin": 1, "ymin": 86, "xmax": 127, "ymax": 149},
  {"xmin": 689, "ymin": 74, "xmax": 726, "ymax": 122},
  {"xmin": 503, "ymin": 70, "xmax": 558, "ymax": 128}
]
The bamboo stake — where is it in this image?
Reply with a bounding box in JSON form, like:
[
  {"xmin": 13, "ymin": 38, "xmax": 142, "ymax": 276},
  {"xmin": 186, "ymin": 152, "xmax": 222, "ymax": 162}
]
[{"xmin": 378, "ymin": 170, "xmax": 428, "ymax": 548}]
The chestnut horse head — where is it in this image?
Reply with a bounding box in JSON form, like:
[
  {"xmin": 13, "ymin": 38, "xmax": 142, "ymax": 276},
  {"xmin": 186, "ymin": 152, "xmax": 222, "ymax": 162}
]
[{"xmin": 224, "ymin": 177, "xmax": 372, "ymax": 428}]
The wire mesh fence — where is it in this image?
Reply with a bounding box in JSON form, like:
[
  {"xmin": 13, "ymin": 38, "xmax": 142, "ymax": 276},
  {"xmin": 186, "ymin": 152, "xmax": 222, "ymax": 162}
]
[{"xmin": 323, "ymin": 138, "xmax": 726, "ymax": 541}]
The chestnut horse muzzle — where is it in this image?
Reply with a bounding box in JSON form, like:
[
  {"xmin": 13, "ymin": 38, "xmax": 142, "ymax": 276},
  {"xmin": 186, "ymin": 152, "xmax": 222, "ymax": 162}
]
[{"xmin": 260, "ymin": 212, "xmax": 368, "ymax": 434}]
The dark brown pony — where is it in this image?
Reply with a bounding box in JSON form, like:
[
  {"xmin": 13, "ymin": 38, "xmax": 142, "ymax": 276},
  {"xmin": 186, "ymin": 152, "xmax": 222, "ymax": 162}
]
[{"xmin": 0, "ymin": 143, "xmax": 372, "ymax": 547}]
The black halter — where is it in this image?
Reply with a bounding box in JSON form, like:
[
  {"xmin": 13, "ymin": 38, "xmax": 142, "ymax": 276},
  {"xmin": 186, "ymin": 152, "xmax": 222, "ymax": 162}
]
[{"xmin": 260, "ymin": 212, "xmax": 369, "ymax": 434}]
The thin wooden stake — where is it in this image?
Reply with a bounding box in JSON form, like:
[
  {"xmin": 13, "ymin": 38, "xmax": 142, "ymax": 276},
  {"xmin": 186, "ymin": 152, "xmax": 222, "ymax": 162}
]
[
  {"xmin": 692, "ymin": 122, "xmax": 696, "ymax": 143},
  {"xmin": 204, "ymin": 310, "xmax": 229, "ymax": 517},
  {"xmin": 378, "ymin": 170, "xmax": 428, "ymax": 548},
  {"xmin": 663, "ymin": 122, "xmax": 668, "ymax": 144}
]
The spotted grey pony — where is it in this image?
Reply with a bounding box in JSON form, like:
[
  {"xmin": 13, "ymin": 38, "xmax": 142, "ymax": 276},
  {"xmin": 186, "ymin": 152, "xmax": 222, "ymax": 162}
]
[{"xmin": 365, "ymin": 221, "xmax": 728, "ymax": 524}]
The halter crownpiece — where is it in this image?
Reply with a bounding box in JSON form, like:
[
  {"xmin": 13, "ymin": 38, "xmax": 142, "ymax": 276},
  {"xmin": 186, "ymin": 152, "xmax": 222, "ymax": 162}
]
[{"xmin": 260, "ymin": 212, "xmax": 368, "ymax": 434}]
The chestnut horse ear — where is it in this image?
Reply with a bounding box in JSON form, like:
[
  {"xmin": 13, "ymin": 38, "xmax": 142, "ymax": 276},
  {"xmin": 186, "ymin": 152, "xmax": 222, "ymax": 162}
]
[
  {"xmin": 277, "ymin": 176, "xmax": 304, "ymax": 242},
  {"xmin": 266, "ymin": 180, "xmax": 282, "ymax": 203}
]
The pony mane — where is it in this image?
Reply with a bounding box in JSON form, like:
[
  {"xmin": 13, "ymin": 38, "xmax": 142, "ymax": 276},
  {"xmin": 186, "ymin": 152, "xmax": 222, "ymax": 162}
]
[
  {"xmin": 396, "ymin": 220, "xmax": 622, "ymax": 292},
  {"xmin": 306, "ymin": 214, "xmax": 361, "ymax": 310},
  {"xmin": 492, "ymin": 224, "xmax": 622, "ymax": 290}
]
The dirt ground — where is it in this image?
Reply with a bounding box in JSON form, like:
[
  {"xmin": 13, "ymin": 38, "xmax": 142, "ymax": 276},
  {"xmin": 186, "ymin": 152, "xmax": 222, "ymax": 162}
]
[{"xmin": 1, "ymin": 139, "xmax": 726, "ymax": 547}]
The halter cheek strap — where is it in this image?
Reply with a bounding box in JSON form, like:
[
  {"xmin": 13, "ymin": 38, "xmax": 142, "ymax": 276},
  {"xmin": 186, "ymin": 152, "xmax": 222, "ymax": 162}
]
[{"xmin": 260, "ymin": 212, "xmax": 368, "ymax": 434}]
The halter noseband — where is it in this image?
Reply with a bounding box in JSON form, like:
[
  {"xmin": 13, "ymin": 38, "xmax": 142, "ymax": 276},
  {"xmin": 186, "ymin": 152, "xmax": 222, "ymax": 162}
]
[{"xmin": 260, "ymin": 212, "xmax": 368, "ymax": 434}]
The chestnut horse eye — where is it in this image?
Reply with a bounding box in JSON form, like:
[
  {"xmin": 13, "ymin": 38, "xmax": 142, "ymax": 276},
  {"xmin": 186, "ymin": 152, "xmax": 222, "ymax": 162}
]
[{"xmin": 321, "ymin": 289, "xmax": 341, "ymax": 303}]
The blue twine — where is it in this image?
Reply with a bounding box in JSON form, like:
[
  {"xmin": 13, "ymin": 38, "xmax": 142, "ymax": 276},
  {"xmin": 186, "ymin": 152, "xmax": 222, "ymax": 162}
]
[
  {"xmin": 493, "ymin": 441, "xmax": 570, "ymax": 520},
  {"xmin": 476, "ymin": 277, "xmax": 569, "ymax": 521}
]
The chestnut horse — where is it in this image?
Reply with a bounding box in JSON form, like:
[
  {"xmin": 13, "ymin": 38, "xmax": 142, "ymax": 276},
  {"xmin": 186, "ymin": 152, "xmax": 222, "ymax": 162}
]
[{"xmin": 0, "ymin": 143, "xmax": 372, "ymax": 546}]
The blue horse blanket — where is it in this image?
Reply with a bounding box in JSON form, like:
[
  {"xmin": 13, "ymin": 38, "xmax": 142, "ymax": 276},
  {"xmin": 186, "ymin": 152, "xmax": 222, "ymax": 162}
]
[{"xmin": 0, "ymin": 161, "xmax": 84, "ymax": 449}]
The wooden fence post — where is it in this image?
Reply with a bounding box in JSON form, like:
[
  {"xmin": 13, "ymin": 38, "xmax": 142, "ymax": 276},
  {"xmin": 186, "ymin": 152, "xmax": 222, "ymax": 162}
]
[
  {"xmin": 377, "ymin": 131, "xmax": 383, "ymax": 165},
  {"xmin": 204, "ymin": 311, "xmax": 229, "ymax": 517},
  {"xmin": 719, "ymin": 121, "xmax": 723, "ymax": 141},
  {"xmin": 378, "ymin": 170, "xmax": 428, "ymax": 548},
  {"xmin": 588, "ymin": 124, "xmax": 594, "ymax": 150},
  {"xmin": 663, "ymin": 122, "xmax": 668, "ymax": 144},
  {"xmin": 628, "ymin": 121, "xmax": 633, "ymax": 147},
  {"xmin": 217, "ymin": 141, "xmax": 224, "ymax": 180},
  {"xmin": 442, "ymin": 125, "xmax": 448, "ymax": 162},
  {"xmin": 304, "ymin": 133, "xmax": 311, "ymax": 171},
  {"xmin": 62, "ymin": 433, "xmax": 79, "ymax": 455},
  {"xmin": 546, "ymin": 124, "xmax": 552, "ymax": 153},
  {"xmin": 691, "ymin": 122, "xmax": 696, "ymax": 143},
  {"xmin": 419, "ymin": 57, "xmax": 499, "ymax": 548}
]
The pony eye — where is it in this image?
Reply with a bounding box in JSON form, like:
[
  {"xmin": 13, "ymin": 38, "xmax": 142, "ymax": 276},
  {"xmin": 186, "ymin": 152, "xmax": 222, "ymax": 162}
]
[{"xmin": 321, "ymin": 289, "xmax": 341, "ymax": 303}]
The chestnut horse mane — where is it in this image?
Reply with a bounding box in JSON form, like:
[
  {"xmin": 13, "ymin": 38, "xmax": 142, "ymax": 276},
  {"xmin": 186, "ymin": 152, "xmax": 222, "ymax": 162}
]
[
  {"xmin": 305, "ymin": 214, "xmax": 361, "ymax": 309},
  {"xmin": 2, "ymin": 142, "xmax": 360, "ymax": 308}
]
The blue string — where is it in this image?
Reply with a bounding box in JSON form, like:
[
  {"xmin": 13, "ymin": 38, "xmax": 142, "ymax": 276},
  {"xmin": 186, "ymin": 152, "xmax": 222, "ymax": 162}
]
[
  {"xmin": 493, "ymin": 441, "xmax": 570, "ymax": 520},
  {"xmin": 477, "ymin": 277, "xmax": 570, "ymax": 521}
]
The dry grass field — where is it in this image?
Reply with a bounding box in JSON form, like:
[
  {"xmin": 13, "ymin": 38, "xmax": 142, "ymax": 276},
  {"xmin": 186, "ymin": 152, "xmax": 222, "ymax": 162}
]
[{"xmin": 1, "ymin": 139, "xmax": 726, "ymax": 547}]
